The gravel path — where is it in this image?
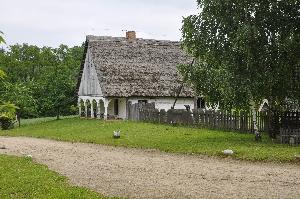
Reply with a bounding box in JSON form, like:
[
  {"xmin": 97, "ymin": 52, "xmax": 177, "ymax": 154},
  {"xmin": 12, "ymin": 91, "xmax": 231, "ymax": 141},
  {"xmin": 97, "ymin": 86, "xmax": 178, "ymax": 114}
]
[{"xmin": 0, "ymin": 137, "xmax": 299, "ymax": 199}]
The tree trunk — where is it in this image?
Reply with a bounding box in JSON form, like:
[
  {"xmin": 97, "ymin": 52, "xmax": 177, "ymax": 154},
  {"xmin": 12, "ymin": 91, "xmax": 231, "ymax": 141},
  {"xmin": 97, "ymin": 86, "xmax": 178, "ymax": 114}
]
[
  {"xmin": 251, "ymin": 100, "xmax": 261, "ymax": 141},
  {"xmin": 172, "ymin": 59, "xmax": 195, "ymax": 109},
  {"xmin": 16, "ymin": 111, "xmax": 21, "ymax": 127},
  {"xmin": 171, "ymin": 84, "xmax": 183, "ymax": 109},
  {"xmin": 56, "ymin": 106, "xmax": 60, "ymax": 120},
  {"xmin": 267, "ymin": 98, "xmax": 278, "ymax": 139}
]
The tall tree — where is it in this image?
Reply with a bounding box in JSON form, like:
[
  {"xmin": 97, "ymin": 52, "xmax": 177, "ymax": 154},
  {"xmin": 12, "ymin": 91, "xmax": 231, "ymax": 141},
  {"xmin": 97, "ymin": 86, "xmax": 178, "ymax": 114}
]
[
  {"xmin": 0, "ymin": 31, "xmax": 6, "ymax": 95},
  {"xmin": 34, "ymin": 44, "xmax": 83, "ymax": 119},
  {"xmin": 0, "ymin": 31, "xmax": 5, "ymax": 44},
  {"xmin": 180, "ymin": 0, "xmax": 300, "ymax": 137},
  {"xmin": 0, "ymin": 31, "xmax": 5, "ymax": 79},
  {"xmin": 0, "ymin": 31, "xmax": 19, "ymax": 129},
  {"xmin": 0, "ymin": 43, "xmax": 84, "ymax": 118},
  {"xmin": 2, "ymin": 82, "xmax": 37, "ymax": 118},
  {"xmin": 1, "ymin": 44, "xmax": 43, "ymax": 83}
]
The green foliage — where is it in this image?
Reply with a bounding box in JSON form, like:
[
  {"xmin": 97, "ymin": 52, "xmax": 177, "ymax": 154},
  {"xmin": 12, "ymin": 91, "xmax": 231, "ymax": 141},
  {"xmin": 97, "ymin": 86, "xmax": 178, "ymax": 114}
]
[
  {"xmin": 0, "ymin": 155, "xmax": 111, "ymax": 198},
  {"xmin": 0, "ymin": 31, "xmax": 6, "ymax": 86},
  {"xmin": 0, "ymin": 33, "xmax": 7, "ymax": 94},
  {"xmin": 0, "ymin": 102, "xmax": 18, "ymax": 130},
  {"xmin": 1, "ymin": 118, "xmax": 299, "ymax": 162},
  {"xmin": 0, "ymin": 114, "xmax": 13, "ymax": 130},
  {"xmin": 0, "ymin": 43, "xmax": 84, "ymax": 118},
  {"xmin": 0, "ymin": 69, "xmax": 5, "ymax": 80},
  {"xmin": 0, "ymin": 102, "xmax": 18, "ymax": 119},
  {"xmin": 0, "ymin": 31, "xmax": 5, "ymax": 44},
  {"xmin": 1, "ymin": 82, "xmax": 37, "ymax": 117},
  {"xmin": 181, "ymin": 0, "xmax": 300, "ymax": 110}
]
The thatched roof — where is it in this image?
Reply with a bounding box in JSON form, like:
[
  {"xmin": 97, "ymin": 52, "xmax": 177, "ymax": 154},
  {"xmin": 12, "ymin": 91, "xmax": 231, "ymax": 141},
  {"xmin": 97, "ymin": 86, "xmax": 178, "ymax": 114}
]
[{"xmin": 78, "ymin": 35, "xmax": 194, "ymax": 98}]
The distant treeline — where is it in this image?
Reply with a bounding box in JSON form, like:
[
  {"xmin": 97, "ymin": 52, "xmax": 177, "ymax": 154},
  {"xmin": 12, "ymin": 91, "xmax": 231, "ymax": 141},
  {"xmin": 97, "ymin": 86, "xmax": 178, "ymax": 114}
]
[{"xmin": 0, "ymin": 43, "xmax": 84, "ymax": 118}]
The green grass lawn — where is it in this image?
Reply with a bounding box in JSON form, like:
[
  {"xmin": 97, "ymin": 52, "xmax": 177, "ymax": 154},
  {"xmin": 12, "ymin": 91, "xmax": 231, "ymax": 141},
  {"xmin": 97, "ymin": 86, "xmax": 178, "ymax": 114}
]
[
  {"xmin": 0, "ymin": 154, "xmax": 114, "ymax": 199},
  {"xmin": 1, "ymin": 118, "xmax": 300, "ymax": 163},
  {"xmin": 16, "ymin": 115, "xmax": 77, "ymax": 126}
]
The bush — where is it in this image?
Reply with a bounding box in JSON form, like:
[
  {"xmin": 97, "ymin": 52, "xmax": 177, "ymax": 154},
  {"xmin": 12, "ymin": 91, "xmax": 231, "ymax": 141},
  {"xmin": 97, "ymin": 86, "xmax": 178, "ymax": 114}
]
[
  {"xmin": 0, "ymin": 114, "xmax": 13, "ymax": 130},
  {"xmin": 0, "ymin": 102, "xmax": 18, "ymax": 130}
]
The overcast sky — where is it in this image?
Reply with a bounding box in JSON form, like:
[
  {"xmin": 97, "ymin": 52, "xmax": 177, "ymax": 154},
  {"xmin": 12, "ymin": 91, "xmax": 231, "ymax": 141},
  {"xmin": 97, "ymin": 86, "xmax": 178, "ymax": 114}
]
[{"xmin": 0, "ymin": 0, "xmax": 198, "ymax": 47}]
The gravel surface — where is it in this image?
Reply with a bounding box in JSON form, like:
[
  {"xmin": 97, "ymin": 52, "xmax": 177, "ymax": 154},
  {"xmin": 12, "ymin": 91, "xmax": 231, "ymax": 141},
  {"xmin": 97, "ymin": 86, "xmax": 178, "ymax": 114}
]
[{"xmin": 0, "ymin": 137, "xmax": 299, "ymax": 199}]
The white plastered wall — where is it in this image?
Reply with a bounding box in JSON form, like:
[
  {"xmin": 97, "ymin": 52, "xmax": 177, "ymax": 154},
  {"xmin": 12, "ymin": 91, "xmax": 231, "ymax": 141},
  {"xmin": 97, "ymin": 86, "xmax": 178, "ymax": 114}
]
[
  {"xmin": 108, "ymin": 98, "xmax": 127, "ymax": 119},
  {"xmin": 128, "ymin": 97, "xmax": 195, "ymax": 111},
  {"xmin": 118, "ymin": 98, "xmax": 127, "ymax": 119}
]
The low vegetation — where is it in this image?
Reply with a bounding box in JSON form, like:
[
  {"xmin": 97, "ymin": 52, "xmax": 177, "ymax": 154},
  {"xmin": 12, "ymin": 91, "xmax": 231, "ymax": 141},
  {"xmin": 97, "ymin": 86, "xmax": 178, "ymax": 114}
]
[
  {"xmin": 0, "ymin": 102, "xmax": 18, "ymax": 130},
  {"xmin": 0, "ymin": 154, "xmax": 114, "ymax": 199},
  {"xmin": 16, "ymin": 115, "xmax": 77, "ymax": 126},
  {"xmin": 1, "ymin": 118, "xmax": 299, "ymax": 163}
]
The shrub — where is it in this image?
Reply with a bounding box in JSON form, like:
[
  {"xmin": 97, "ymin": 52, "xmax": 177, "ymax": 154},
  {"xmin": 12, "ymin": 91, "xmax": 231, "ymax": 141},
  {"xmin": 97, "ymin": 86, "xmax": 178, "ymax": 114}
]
[
  {"xmin": 0, "ymin": 113, "xmax": 13, "ymax": 130},
  {"xmin": 0, "ymin": 102, "xmax": 18, "ymax": 130}
]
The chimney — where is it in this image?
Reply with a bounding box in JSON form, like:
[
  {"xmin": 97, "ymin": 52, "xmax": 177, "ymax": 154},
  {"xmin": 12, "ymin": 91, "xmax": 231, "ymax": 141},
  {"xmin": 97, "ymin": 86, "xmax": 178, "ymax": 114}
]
[{"xmin": 126, "ymin": 31, "xmax": 136, "ymax": 41}]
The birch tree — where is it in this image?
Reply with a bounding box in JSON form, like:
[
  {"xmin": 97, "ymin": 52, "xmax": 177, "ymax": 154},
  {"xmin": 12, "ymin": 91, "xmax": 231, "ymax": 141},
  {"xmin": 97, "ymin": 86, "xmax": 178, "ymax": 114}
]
[{"xmin": 180, "ymin": 0, "xmax": 300, "ymax": 139}]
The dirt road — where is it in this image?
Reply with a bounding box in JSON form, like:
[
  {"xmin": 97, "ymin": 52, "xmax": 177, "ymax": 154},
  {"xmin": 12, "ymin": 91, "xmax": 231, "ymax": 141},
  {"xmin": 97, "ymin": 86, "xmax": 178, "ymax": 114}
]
[{"xmin": 0, "ymin": 137, "xmax": 299, "ymax": 199}]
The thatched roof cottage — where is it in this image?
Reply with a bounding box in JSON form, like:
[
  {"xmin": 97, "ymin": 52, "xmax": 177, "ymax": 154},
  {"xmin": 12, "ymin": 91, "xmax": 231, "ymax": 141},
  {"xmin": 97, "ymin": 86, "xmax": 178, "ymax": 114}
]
[{"xmin": 77, "ymin": 31, "xmax": 203, "ymax": 119}]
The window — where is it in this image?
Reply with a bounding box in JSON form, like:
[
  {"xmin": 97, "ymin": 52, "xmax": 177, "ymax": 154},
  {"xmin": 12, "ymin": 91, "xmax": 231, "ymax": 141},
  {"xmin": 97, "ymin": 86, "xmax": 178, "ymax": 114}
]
[
  {"xmin": 197, "ymin": 97, "xmax": 205, "ymax": 109},
  {"xmin": 114, "ymin": 99, "xmax": 119, "ymax": 115},
  {"xmin": 138, "ymin": 100, "xmax": 148, "ymax": 104}
]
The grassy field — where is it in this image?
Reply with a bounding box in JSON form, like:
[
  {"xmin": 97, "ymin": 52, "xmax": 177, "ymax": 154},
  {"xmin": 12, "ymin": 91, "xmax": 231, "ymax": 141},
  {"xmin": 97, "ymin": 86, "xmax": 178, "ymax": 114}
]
[
  {"xmin": 0, "ymin": 154, "xmax": 115, "ymax": 199},
  {"xmin": 16, "ymin": 115, "xmax": 77, "ymax": 126},
  {"xmin": 1, "ymin": 118, "xmax": 300, "ymax": 163}
]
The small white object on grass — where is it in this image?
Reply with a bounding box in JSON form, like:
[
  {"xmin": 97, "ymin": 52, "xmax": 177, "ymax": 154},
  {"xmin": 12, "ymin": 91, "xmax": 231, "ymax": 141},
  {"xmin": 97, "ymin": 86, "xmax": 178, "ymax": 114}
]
[
  {"xmin": 223, "ymin": 149, "xmax": 234, "ymax": 155},
  {"xmin": 26, "ymin": 154, "xmax": 32, "ymax": 158},
  {"xmin": 113, "ymin": 130, "xmax": 120, "ymax": 138}
]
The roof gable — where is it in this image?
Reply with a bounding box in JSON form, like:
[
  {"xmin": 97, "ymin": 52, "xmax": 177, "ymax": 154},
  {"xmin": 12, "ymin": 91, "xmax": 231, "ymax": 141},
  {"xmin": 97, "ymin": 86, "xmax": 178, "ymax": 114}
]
[{"xmin": 78, "ymin": 48, "xmax": 103, "ymax": 96}]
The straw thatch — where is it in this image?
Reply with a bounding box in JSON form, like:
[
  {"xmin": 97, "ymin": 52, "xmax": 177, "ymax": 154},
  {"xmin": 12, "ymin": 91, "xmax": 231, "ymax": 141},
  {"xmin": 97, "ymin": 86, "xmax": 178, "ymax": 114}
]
[{"xmin": 78, "ymin": 35, "xmax": 194, "ymax": 97}]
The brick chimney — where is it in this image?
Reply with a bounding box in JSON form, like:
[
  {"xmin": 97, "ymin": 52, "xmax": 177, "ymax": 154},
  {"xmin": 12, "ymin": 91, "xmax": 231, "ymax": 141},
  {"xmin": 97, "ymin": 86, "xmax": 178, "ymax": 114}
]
[{"xmin": 126, "ymin": 31, "xmax": 136, "ymax": 41}]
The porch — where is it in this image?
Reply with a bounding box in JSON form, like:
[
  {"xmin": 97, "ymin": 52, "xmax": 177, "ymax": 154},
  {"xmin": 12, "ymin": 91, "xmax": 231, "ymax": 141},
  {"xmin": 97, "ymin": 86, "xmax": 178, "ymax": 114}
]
[{"xmin": 78, "ymin": 96, "xmax": 126, "ymax": 120}]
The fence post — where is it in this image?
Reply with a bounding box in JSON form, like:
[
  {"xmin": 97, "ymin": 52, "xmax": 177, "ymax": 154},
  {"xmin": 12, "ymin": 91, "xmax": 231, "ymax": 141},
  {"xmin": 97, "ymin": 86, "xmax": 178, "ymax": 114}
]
[{"xmin": 193, "ymin": 109, "xmax": 199, "ymax": 125}]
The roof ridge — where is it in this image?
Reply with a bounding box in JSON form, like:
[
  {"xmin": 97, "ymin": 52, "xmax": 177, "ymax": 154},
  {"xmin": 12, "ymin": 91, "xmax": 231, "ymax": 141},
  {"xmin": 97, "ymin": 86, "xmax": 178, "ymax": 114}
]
[{"xmin": 86, "ymin": 35, "xmax": 180, "ymax": 44}]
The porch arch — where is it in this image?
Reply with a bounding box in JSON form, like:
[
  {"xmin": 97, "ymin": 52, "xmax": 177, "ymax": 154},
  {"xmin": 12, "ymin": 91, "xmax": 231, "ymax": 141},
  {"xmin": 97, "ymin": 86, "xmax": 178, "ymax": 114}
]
[{"xmin": 78, "ymin": 96, "xmax": 111, "ymax": 120}]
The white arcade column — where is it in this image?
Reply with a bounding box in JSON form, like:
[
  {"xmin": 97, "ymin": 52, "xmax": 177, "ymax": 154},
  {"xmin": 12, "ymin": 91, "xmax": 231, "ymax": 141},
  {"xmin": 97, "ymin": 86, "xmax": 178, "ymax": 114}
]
[
  {"xmin": 84, "ymin": 100, "xmax": 88, "ymax": 118},
  {"xmin": 97, "ymin": 101, "xmax": 101, "ymax": 119},
  {"xmin": 104, "ymin": 98, "xmax": 109, "ymax": 120},
  {"xmin": 90, "ymin": 101, "xmax": 94, "ymax": 119},
  {"xmin": 78, "ymin": 100, "xmax": 81, "ymax": 117}
]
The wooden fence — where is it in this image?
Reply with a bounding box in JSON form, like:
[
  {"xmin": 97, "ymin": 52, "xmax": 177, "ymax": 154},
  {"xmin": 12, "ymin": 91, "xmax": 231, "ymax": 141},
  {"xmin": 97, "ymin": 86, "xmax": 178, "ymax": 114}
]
[
  {"xmin": 128, "ymin": 102, "xmax": 268, "ymax": 133},
  {"xmin": 278, "ymin": 111, "xmax": 300, "ymax": 144},
  {"xmin": 280, "ymin": 128, "xmax": 300, "ymax": 144},
  {"xmin": 193, "ymin": 109, "xmax": 268, "ymax": 133},
  {"xmin": 280, "ymin": 111, "xmax": 300, "ymax": 128}
]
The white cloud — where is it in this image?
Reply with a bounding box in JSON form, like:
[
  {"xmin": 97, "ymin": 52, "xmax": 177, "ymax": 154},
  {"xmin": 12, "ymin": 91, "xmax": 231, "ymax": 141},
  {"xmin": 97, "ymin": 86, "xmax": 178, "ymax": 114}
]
[{"xmin": 0, "ymin": 0, "xmax": 198, "ymax": 47}]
